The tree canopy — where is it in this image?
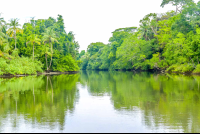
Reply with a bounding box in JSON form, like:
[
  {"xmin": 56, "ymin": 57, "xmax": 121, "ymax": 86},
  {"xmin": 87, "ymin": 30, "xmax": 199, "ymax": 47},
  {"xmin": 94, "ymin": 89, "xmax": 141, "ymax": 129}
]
[
  {"xmin": 78, "ymin": 1, "xmax": 200, "ymax": 74},
  {"xmin": 0, "ymin": 15, "xmax": 80, "ymax": 75}
]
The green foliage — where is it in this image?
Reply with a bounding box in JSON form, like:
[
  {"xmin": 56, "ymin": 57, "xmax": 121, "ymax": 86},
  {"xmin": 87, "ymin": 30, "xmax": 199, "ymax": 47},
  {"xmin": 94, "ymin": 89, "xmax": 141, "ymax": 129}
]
[
  {"xmin": 78, "ymin": 0, "xmax": 200, "ymax": 74},
  {"xmin": 87, "ymin": 42, "xmax": 105, "ymax": 56},
  {"xmin": 0, "ymin": 14, "xmax": 80, "ymax": 76},
  {"xmin": 166, "ymin": 63, "xmax": 194, "ymax": 73},
  {"xmin": 0, "ymin": 57, "xmax": 43, "ymax": 75},
  {"xmin": 11, "ymin": 49, "xmax": 19, "ymax": 57},
  {"xmin": 2, "ymin": 0, "xmax": 200, "ymax": 74},
  {"xmin": 55, "ymin": 55, "xmax": 79, "ymax": 72},
  {"xmin": 113, "ymin": 27, "xmax": 137, "ymax": 33},
  {"xmin": 77, "ymin": 50, "xmax": 85, "ymax": 60},
  {"xmin": 193, "ymin": 64, "xmax": 200, "ymax": 73},
  {"xmin": 0, "ymin": 69, "xmax": 3, "ymax": 75},
  {"xmin": 160, "ymin": 0, "xmax": 193, "ymax": 14}
]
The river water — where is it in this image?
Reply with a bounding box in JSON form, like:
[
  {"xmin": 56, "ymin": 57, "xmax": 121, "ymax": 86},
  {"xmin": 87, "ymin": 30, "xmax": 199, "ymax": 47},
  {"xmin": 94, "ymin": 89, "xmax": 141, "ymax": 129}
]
[{"xmin": 0, "ymin": 71, "xmax": 200, "ymax": 133}]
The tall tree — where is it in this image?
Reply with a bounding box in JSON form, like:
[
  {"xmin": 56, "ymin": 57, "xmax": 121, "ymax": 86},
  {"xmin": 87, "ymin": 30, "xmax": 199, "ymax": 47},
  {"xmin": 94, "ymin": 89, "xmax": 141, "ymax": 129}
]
[
  {"xmin": 41, "ymin": 45, "xmax": 51, "ymax": 71},
  {"xmin": 0, "ymin": 13, "xmax": 5, "ymax": 26},
  {"xmin": 26, "ymin": 34, "xmax": 41, "ymax": 60},
  {"xmin": 0, "ymin": 26, "xmax": 9, "ymax": 53},
  {"xmin": 55, "ymin": 14, "xmax": 65, "ymax": 34},
  {"xmin": 7, "ymin": 18, "xmax": 22, "ymax": 49},
  {"xmin": 160, "ymin": 0, "xmax": 193, "ymax": 14},
  {"xmin": 42, "ymin": 28, "xmax": 58, "ymax": 71}
]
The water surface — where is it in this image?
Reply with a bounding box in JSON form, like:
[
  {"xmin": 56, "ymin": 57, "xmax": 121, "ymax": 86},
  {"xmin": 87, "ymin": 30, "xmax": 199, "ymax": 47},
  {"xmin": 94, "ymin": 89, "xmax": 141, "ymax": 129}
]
[{"xmin": 0, "ymin": 71, "xmax": 200, "ymax": 133}]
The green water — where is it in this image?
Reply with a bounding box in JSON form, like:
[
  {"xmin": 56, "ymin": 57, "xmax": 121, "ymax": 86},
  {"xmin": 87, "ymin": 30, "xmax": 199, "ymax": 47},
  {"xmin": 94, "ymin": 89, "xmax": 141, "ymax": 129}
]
[{"xmin": 0, "ymin": 71, "xmax": 200, "ymax": 133}]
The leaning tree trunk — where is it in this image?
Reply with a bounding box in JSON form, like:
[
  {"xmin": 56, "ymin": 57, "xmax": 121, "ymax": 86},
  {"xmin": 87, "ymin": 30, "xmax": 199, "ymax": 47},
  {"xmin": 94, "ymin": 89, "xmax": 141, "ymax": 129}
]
[{"xmin": 48, "ymin": 42, "xmax": 53, "ymax": 69}]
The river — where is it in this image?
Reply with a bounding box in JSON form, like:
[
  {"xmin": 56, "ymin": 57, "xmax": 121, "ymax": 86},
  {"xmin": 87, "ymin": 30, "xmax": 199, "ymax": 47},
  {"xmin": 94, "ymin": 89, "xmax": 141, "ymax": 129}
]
[{"xmin": 0, "ymin": 71, "xmax": 199, "ymax": 133}]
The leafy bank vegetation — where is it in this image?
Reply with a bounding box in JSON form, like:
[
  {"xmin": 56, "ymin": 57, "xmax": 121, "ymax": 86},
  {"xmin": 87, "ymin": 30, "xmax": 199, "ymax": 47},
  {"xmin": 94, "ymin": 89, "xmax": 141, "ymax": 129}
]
[
  {"xmin": 78, "ymin": 0, "xmax": 200, "ymax": 74},
  {"xmin": 1, "ymin": 0, "xmax": 200, "ymax": 75},
  {"xmin": 0, "ymin": 15, "xmax": 80, "ymax": 75}
]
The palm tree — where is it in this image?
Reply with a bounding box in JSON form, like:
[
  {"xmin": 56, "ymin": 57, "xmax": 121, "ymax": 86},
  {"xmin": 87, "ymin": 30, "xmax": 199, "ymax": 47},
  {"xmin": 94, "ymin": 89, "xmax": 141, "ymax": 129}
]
[
  {"xmin": 41, "ymin": 45, "xmax": 51, "ymax": 71},
  {"xmin": 26, "ymin": 34, "xmax": 41, "ymax": 60},
  {"xmin": 7, "ymin": 18, "xmax": 22, "ymax": 49},
  {"xmin": 0, "ymin": 26, "xmax": 9, "ymax": 53},
  {"xmin": 42, "ymin": 28, "xmax": 58, "ymax": 71},
  {"xmin": 0, "ymin": 26, "xmax": 6, "ymax": 45},
  {"xmin": 0, "ymin": 13, "xmax": 5, "ymax": 26}
]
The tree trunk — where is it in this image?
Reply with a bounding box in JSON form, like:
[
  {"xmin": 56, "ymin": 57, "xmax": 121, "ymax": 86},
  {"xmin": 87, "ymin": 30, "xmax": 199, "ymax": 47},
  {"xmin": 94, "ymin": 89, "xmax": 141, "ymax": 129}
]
[
  {"xmin": 48, "ymin": 42, "xmax": 53, "ymax": 69},
  {"xmin": 190, "ymin": 57, "xmax": 194, "ymax": 66},
  {"xmin": 159, "ymin": 53, "xmax": 161, "ymax": 62},
  {"xmin": 45, "ymin": 53, "xmax": 48, "ymax": 71},
  {"xmin": 33, "ymin": 44, "xmax": 34, "ymax": 60},
  {"xmin": 151, "ymin": 26, "xmax": 157, "ymax": 35},
  {"xmin": 14, "ymin": 31, "xmax": 16, "ymax": 49}
]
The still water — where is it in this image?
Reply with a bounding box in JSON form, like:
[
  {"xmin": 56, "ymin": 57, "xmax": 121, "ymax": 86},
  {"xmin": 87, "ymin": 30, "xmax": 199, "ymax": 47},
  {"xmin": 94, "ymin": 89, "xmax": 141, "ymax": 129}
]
[{"xmin": 0, "ymin": 71, "xmax": 200, "ymax": 133}]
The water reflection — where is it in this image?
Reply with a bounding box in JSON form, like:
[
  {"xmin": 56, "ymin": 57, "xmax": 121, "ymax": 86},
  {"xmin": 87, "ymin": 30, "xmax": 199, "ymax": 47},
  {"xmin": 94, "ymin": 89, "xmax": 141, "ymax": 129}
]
[
  {"xmin": 0, "ymin": 74, "xmax": 79, "ymax": 132},
  {"xmin": 1, "ymin": 71, "xmax": 200, "ymax": 132},
  {"xmin": 79, "ymin": 71, "xmax": 200, "ymax": 133}
]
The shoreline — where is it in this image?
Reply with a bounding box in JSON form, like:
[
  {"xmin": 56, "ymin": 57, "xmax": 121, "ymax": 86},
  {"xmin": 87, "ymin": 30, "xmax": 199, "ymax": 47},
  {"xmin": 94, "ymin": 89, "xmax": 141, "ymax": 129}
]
[
  {"xmin": 0, "ymin": 71, "xmax": 79, "ymax": 78},
  {"xmin": 1, "ymin": 69, "xmax": 200, "ymax": 78},
  {"xmin": 81, "ymin": 69, "xmax": 200, "ymax": 76}
]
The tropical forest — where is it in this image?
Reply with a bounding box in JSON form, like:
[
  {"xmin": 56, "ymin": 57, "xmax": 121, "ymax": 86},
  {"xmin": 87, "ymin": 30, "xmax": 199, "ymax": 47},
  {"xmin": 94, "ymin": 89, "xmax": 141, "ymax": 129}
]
[
  {"xmin": 78, "ymin": 0, "xmax": 200, "ymax": 74},
  {"xmin": 0, "ymin": 0, "xmax": 200, "ymax": 75},
  {"xmin": 1, "ymin": 0, "xmax": 200, "ymax": 133},
  {"xmin": 0, "ymin": 14, "xmax": 80, "ymax": 75}
]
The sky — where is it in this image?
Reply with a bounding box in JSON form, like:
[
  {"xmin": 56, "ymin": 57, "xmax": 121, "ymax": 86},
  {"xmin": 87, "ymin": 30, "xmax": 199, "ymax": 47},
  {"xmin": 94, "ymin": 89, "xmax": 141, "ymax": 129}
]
[{"xmin": 0, "ymin": 0, "xmax": 199, "ymax": 52}]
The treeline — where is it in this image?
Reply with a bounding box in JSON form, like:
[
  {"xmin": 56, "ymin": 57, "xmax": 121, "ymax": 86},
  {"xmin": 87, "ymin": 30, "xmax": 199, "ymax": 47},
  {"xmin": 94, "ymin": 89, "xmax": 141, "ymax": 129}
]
[
  {"xmin": 0, "ymin": 14, "xmax": 80, "ymax": 75},
  {"xmin": 78, "ymin": 0, "xmax": 200, "ymax": 74}
]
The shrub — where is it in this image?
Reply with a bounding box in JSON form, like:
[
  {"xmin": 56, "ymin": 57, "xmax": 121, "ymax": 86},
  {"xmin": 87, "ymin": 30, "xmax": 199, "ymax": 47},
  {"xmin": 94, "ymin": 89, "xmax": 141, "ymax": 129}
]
[
  {"xmin": 181, "ymin": 64, "xmax": 194, "ymax": 73},
  {"xmin": 54, "ymin": 55, "xmax": 79, "ymax": 72},
  {"xmin": 166, "ymin": 64, "xmax": 194, "ymax": 73},
  {"xmin": 193, "ymin": 64, "xmax": 200, "ymax": 73},
  {"xmin": 0, "ymin": 57, "xmax": 43, "ymax": 75}
]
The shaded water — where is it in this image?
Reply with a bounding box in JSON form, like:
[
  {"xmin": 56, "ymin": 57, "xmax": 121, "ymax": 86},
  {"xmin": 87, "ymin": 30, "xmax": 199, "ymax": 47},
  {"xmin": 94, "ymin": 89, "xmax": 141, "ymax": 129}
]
[{"xmin": 0, "ymin": 71, "xmax": 200, "ymax": 132}]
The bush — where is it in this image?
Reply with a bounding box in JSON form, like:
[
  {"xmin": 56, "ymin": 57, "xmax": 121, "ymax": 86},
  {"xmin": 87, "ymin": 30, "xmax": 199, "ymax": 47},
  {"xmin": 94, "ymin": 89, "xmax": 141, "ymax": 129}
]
[
  {"xmin": 11, "ymin": 49, "xmax": 19, "ymax": 57},
  {"xmin": 193, "ymin": 64, "xmax": 200, "ymax": 73},
  {"xmin": 54, "ymin": 55, "xmax": 79, "ymax": 72},
  {"xmin": 166, "ymin": 64, "xmax": 194, "ymax": 73},
  {"xmin": 0, "ymin": 57, "xmax": 43, "ymax": 75},
  {"xmin": 133, "ymin": 63, "xmax": 148, "ymax": 70},
  {"xmin": 181, "ymin": 64, "xmax": 194, "ymax": 73},
  {"xmin": 0, "ymin": 69, "xmax": 3, "ymax": 75}
]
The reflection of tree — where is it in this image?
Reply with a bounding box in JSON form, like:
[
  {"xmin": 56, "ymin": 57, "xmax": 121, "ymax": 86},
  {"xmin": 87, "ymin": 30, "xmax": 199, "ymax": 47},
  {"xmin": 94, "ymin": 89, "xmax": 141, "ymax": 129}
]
[
  {"xmin": 0, "ymin": 74, "xmax": 79, "ymax": 131},
  {"xmin": 80, "ymin": 70, "xmax": 117, "ymax": 96},
  {"xmin": 80, "ymin": 71, "xmax": 200, "ymax": 133}
]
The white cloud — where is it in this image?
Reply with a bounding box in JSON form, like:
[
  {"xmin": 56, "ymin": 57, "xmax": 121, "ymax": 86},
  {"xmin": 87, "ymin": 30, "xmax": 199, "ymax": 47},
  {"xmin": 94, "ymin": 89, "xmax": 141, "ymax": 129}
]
[{"xmin": 0, "ymin": 0, "xmax": 199, "ymax": 52}]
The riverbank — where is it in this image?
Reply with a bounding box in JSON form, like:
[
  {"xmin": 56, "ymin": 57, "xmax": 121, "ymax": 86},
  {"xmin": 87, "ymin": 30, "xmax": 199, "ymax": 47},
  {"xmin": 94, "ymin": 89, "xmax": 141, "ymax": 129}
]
[
  {"xmin": 81, "ymin": 68, "xmax": 200, "ymax": 76},
  {"xmin": 0, "ymin": 71, "xmax": 79, "ymax": 78}
]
